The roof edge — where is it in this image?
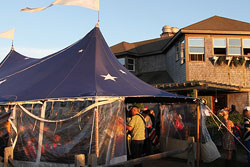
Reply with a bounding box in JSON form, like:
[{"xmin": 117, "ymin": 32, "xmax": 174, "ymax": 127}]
[{"xmin": 181, "ymin": 29, "xmax": 250, "ymax": 35}]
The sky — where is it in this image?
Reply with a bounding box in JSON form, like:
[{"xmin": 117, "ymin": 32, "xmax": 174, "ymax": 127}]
[{"xmin": 0, "ymin": 0, "xmax": 250, "ymax": 62}]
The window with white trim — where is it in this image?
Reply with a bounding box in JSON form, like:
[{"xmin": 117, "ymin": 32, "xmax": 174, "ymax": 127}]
[
  {"xmin": 188, "ymin": 38, "xmax": 205, "ymax": 61},
  {"xmin": 228, "ymin": 38, "xmax": 241, "ymax": 55},
  {"xmin": 127, "ymin": 58, "xmax": 135, "ymax": 71},
  {"xmin": 213, "ymin": 38, "xmax": 226, "ymax": 55},
  {"xmin": 243, "ymin": 39, "xmax": 250, "ymax": 56}
]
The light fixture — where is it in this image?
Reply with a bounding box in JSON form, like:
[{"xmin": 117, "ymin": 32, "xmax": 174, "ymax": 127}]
[
  {"xmin": 214, "ymin": 98, "xmax": 218, "ymax": 103},
  {"xmin": 215, "ymin": 88, "xmax": 218, "ymax": 103}
]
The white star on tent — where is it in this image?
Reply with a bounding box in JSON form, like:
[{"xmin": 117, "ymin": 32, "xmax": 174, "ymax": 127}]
[
  {"xmin": 0, "ymin": 79, "xmax": 6, "ymax": 85},
  {"xmin": 78, "ymin": 49, "xmax": 84, "ymax": 53},
  {"xmin": 101, "ymin": 74, "xmax": 117, "ymax": 81},
  {"xmin": 119, "ymin": 70, "xmax": 127, "ymax": 74}
]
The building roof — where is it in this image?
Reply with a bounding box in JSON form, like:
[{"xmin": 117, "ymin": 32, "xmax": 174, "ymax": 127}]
[
  {"xmin": 110, "ymin": 37, "xmax": 171, "ymax": 56},
  {"xmin": 182, "ymin": 16, "xmax": 250, "ymax": 34},
  {"xmin": 111, "ymin": 16, "xmax": 250, "ymax": 56}
]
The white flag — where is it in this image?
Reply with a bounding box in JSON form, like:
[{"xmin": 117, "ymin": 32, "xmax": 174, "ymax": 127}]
[
  {"xmin": 0, "ymin": 28, "xmax": 14, "ymax": 40},
  {"xmin": 21, "ymin": 0, "xmax": 99, "ymax": 13}
]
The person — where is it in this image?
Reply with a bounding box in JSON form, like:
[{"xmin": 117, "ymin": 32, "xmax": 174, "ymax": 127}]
[
  {"xmin": 230, "ymin": 105, "xmax": 239, "ymax": 115},
  {"xmin": 143, "ymin": 106, "xmax": 148, "ymax": 111},
  {"xmin": 243, "ymin": 106, "xmax": 250, "ymax": 167},
  {"xmin": 219, "ymin": 109, "xmax": 236, "ymax": 167},
  {"xmin": 149, "ymin": 110, "xmax": 156, "ymax": 128},
  {"xmin": 126, "ymin": 106, "xmax": 146, "ymax": 159},
  {"xmin": 142, "ymin": 109, "xmax": 153, "ymax": 155},
  {"xmin": 173, "ymin": 111, "xmax": 184, "ymax": 139}
]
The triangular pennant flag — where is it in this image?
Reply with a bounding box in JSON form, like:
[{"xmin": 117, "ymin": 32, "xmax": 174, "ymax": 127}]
[
  {"xmin": 21, "ymin": 0, "xmax": 99, "ymax": 13},
  {"xmin": 0, "ymin": 28, "xmax": 14, "ymax": 40},
  {"xmin": 21, "ymin": 5, "xmax": 53, "ymax": 13}
]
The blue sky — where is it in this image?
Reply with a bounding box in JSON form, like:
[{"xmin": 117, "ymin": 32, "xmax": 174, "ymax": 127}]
[{"xmin": 0, "ymin": 0, "xmax": 250, "ymax": 61}]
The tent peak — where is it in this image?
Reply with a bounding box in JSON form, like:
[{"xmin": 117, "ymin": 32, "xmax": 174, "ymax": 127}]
[
  {"xmin": 95, "ymin": 21, "xmax": 100, "ymax": 28},
  {"xmin": 11, "ymin": 41, "xmax": 14, "ymax": 51}
]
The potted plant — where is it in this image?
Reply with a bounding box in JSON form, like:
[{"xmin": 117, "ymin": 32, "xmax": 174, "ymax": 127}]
[
  {"xmin": 239, "ymin": 57, "xmax": 245, "ymax": 66},
  {"xmin": 232, "ymin": 57, "xmax": 239, "ymax": 67},
  {"xmin": 217, "ymin": 56, "xmax": 226, "ymax": 65}
]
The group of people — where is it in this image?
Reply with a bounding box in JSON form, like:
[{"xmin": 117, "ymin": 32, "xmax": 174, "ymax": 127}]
[
  {"xmin": 126, "ymin": 105, "xmax": 159, "ymax": 159},
  {"xmin": 219, "ymin": 105, "xmax": 250, "ymax": 167}
]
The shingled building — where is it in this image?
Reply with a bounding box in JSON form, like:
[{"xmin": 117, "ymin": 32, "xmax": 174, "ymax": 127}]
[{"xmin": 111, "ymin": 16, "xmax": 250, "ymax": 112}]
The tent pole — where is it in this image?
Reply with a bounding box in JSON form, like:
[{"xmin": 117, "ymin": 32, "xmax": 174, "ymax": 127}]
[
  {"xmin": 95, "ymin": 98, "xmax": 99, "ymax": 158},
  {"xmin": 193, "ymin": 89, "xmax": 199, "ymax": 167},
  {"xmin": 36, "ymin": 102, "xmax": 46, "ymax": 164}
]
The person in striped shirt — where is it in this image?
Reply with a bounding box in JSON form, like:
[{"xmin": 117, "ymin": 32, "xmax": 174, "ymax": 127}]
[{"xmin": 243, "ymin": 106, "xmax": 250, "ymax": 167}]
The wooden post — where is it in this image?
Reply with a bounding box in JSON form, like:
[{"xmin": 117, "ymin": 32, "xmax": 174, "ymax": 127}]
[
  {"xmin": 187, "ymin": 137, "xmax": 195, "ymax": 167},
  {"xmin": 193, "ymin": 89, "xmax": 199, "ymax": 167},
  {"xmin": 196, "ymin": 104, "xmax": 200, "ymax": 167},
  {"xmin": 95, "ymin": 108, "xmax": 99, "ymax": 158},
  {"xmin": 88, "ymin": 154, "xmax": 97, "ymax": 167},
  {"xmin": 193, "ymin": 89, "xmax": 198, "ymax": 98},
  {"xmin": 36, "ymin": 102, "xmax": 47, "ymax": 164},
  {"xmin": 75, "ymin": 154, "xmax": 85, "ymax": 167},
  {"xmin": 4, "ymin": 147, "xmax": 13, "ymax": 167}
]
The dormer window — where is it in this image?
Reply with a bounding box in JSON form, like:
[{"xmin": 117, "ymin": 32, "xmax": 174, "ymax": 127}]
[{"xmin": 188, "ymin": 38, "xmax": 205, "ymax": 61}]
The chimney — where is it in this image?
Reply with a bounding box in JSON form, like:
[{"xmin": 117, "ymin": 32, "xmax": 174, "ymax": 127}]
[{"xmin": 160, "ymin": 25, "xmax": 179, "ymax": 38}]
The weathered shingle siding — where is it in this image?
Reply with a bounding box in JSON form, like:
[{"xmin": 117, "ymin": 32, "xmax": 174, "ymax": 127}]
[
  {"xmin": 186, "ymin": 34, "xmax": 250, "ymax": 87},
  {"xmin": 165, "ymin": 45, "xmax": 186, "ymax": 83},
  {"xmin": 136, "ymin": 54, "xmax": 167, "ymax": 75}
]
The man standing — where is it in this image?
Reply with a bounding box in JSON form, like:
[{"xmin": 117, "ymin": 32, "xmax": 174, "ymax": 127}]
[{"xmin": 126, "ymin": 106, "xmax": 146, "ymax": 159}]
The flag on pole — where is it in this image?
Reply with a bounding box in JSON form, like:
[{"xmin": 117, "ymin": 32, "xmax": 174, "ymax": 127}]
[
  {"xmin": 0, "ymin": 28, "xmax": 14, "ymax": 40},
  {"xmin": 21, "ymin": 0, "xmax": 99, "ymax": 12}
]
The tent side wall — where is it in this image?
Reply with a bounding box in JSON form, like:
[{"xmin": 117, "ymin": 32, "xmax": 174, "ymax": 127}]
[{"xmin": 1, "ymin": 97, "xmax": 127, "ymax": 165}]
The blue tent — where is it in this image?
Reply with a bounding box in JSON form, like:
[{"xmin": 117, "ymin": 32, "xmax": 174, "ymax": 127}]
[
  {"xmin": 0, "ymin": 49, "xmax": 39, "ymax": 79},
  {"xmin": 0, "ymin": 27, "xmax": 192, "ymax": 103}
]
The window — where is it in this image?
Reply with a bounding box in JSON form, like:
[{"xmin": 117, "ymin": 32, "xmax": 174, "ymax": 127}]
[
  {"xmin": 189, "ymin": 54, "xmax": 205, "ymax": 61},
  {"xmin": 228, "ymin": 38, "xmax": 241, "ymax": 55},
  {"xmin": 243, "ymin": 39, "xmax": 250, "ymax": 55},
  {"xmin": 181, "ymin": 40, "xmax": 185, "ymax": 64},
  {"xmin": 176, "ymin": 43, "xmax": 180, "ymax": 61},
  {"xmin": 213, "ymin": 38, "xmax": 226, "ymax": 55},
  {"xmin": 127, "ymin": 58, "xmax": 135, "ymax": 71},
  {"xmin": 188, "ymin": 38, "xmax": 205, "ymax": 61},
  {"xmin": 118, "ymin": 58, "xmax": 125, "ymax": 66}
]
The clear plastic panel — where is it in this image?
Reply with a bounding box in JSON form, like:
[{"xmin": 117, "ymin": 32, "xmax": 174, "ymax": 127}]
[
  {"xmin": 9, "ymin": 98, "xmax": 126, "ymax": 165},
  {"xmin": 160, "ymin": 104, "xmax": 196, "ymax": 140}
]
